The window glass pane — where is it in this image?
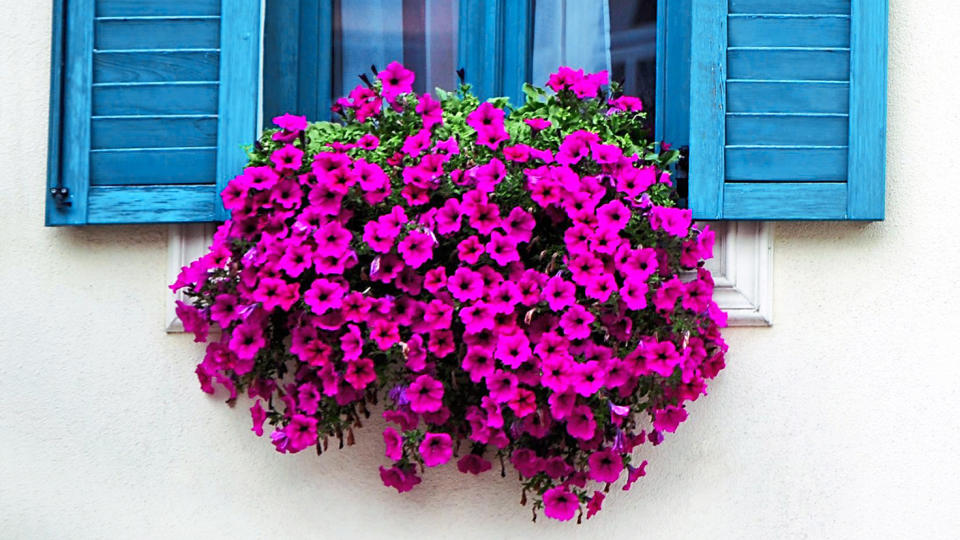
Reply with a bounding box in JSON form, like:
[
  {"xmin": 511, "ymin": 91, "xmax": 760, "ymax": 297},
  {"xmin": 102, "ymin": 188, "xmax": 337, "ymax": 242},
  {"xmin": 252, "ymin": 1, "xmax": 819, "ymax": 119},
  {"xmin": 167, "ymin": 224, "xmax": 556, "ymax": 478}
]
[
  {"xmin": 609, "ymin": 0, "xmax": 657, "ymax": 122},
  {"xmin": 531, "ymin": 0, "xmax": 657, "ymax": 128},
  {"xmin": 333, "ymin": 0, "xmax": 459, "ymax": 99}
]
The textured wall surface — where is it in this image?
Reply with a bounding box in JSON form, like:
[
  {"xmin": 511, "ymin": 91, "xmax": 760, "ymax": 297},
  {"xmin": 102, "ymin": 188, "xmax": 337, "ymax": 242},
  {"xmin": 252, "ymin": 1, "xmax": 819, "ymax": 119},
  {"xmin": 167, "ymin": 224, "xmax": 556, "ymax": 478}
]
[{"xmin": 2, "ymin": 1, "xmax": 959, "ymax": 538}]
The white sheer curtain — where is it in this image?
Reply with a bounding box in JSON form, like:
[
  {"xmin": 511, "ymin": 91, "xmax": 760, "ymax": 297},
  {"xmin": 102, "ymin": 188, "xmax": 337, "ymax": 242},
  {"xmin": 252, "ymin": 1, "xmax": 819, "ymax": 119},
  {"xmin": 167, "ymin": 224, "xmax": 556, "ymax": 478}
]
[
  {"xmin": 531, "ymin": 0, "xmax": 612, "ymax": 84},
  {"xmin": 337, "ymin": 0, "xmax": 458, "ymax": 96}
]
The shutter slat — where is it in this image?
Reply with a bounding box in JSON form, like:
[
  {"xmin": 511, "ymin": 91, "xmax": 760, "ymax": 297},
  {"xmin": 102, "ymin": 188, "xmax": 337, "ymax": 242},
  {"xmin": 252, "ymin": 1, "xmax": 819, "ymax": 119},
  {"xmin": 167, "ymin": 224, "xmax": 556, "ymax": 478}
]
[
  {"xmin": 94, "ymin": 18, "xmax": 220, "ymax": 50},
  {"xmin": 723, "ymin": 183, "xmax": 848, "ymax": 219},
  {"xmin": 725, "ymin": 147, "xmax": 848, "ymax": 181},
  {"xmin": 87, "ymin": 185, "xmax": 218, "ymax": 224},
  {"xmin": 727, "ymin": 81, "xmax": 849, "ymax": 113},
  {"xmin": 93, "ymin": 51, "xmax": 220, "ymax": 83},
  {"xmin": 728, "ymin": 15, "xmax": 850, "ymax": 48},
  {"xmin": 726, "ymin": 114, "xmax": 848, "ymax": 146},
  {"xmin": 90, "ymin": 148, "xmax": 217, "ymax": 185},
  {"xmin": 727, "ymin": 49, "xmax": 850, "ymax": 80},
  {"xmin": 91, "ymin": 116, "xmax": 218, "ymax": 149},
  {"xmin": 96, "ymin": 0, "xmax": 220, "ymax": 17},
  {"xmin": 92, "ymin": 83, "xmax": 218, "ymax": 115},
  {"xmin": 729, "ymin": 0, "xmax": 851, "ymax": 15}
]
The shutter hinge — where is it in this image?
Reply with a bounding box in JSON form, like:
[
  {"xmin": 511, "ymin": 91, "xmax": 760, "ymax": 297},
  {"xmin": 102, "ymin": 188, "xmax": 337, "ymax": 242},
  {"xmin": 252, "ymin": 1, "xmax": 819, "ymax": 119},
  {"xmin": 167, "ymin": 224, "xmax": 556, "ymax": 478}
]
[{"xmin": 50, "ymin": 186, "xmax": 71, "ymax": 209}]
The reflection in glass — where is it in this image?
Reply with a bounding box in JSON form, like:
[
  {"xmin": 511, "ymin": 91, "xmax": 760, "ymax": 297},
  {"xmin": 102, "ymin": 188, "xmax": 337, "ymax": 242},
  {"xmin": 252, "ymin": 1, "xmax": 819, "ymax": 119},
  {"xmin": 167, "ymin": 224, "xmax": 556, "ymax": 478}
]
[
  {"xmin": 531, "ymin": 0, "xmax": 657, "ymax": 130},
  {"xmin": 333, "ymin": 0, "xmax": 459, "ymax": 99}
]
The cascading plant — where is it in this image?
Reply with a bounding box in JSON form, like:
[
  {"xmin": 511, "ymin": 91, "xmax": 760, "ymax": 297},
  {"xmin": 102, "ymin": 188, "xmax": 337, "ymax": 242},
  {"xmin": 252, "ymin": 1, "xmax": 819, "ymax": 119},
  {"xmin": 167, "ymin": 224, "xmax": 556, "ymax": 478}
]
[{"xmin": 173, "ymin": 62, "xmax": 727, "ymax": 523}]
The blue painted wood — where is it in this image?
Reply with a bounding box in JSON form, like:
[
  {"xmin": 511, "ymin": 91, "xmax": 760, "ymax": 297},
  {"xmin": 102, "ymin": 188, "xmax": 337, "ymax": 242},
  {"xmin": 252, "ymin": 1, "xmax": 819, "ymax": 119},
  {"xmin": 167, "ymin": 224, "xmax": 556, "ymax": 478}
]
[
  {"xmin": 90, "ymin": 148, "xmax": 217, "ymax": 185},
  {"xmin": 723, "ymin": 183, "xmax": 848, "ymax": 219},
  {"xmin": 87, "ymin": 185, "xmax": 218, "ymax": 224},
  {"xmin": 725, "ymin": 147, "xmax": 848, "ymax": 181},
  {"xmin": 727, "ymin": 15, "xmax": 850, "ymax": 48},
  {"xmin": 689, "ymin": 0, "xmax": 884, "ymax": 220},
  {"xmin": 263, "ymin": 0, "xmax": 299, "ymax": 121},
  {"xmin": 96, "ymin": 0, "xmax": 220, "ymax": 17},
  {"xmin": 52, "ymin": 0, "xmax": 95, "ymax": 225},
  {"xmin": 299, "ymin": 0, "xmax": 332, "ymax": 121},
  {"xmin": 729, "ymin": 0, "xmax": 850, "ymax": 15},
  {"xmin": 91, "ymin": 116, "xmax": 218, "ymax": 149},
  {"xmin": 263, "ymin": 0, "xmax": 332, "ymax": 121},
  {"xmin": 656, "ymin": 0, "xmax": 692, "ymax": 147},
  {"xmin": 846, "ymin": 0, "xmax": 887, "ymax": 220},
  {"xmin": 94, "ymin": 50, "xmax": 220, "ymax": 83},
  {"xmin": 92, "ymin": 83, "xmax": 218, "ymax": 115},
  {"xmin": 94, "ymin": 18, "xmax": 220, "ymax": 50},
  {"xmin": 688, "ymin": 0, "xmax": 726, "ymax": 219},
  {"xmin": 457, "ymin": 0, "xmax": 531, "ymax": 102},
  {"xmin": 726, "ymin": 114, "xmax": 848, "ymax": 146},
  {"xmin": 727, "ymin": 81, "xmax": 849, "ymax": 113},
  {"xmin": 727, "ymin": 49, "xmax": 850, "ymax": 81},
  {"xmin": 501, "ymin": 0, "xmax": 532, "ymax": 106},
  {"xmin": 48, "ymin": 0, "xmax": 260, "ymax": 225},
  {"xmin": 214, "ymin": 0, "xmax": 261, "ymax": 221},
  {"xmin": 46, "ymin": 0, "xmax": 68, "ymax": 225},
  {"xmin": 458, "ymin": 0, "xmax": 500, "ymax": 100}
]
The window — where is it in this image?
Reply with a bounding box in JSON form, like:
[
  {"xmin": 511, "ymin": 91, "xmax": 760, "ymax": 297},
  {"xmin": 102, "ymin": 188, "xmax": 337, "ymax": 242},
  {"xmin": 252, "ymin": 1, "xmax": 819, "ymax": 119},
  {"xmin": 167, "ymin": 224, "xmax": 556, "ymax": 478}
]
[{"xmin": 43, "ymin": 1, "xmax": 884, "ymax": 326}]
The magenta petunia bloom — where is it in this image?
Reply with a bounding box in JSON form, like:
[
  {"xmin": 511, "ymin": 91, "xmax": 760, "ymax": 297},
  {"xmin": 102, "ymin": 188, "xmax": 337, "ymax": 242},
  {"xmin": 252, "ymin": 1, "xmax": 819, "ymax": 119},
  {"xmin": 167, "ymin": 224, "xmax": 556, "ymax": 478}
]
[
  {"xmin": 586, "ymin": 491, "xmax": 605, "ymax": 519},
  {"xmin": 566, "ymin": 404, "xmax": 597, "ymax": 440},
  {"xmin": 466, "ymin": 102, "xmax": 506, "ymax": 132},
  {"xmin": 588, "ymin": 448, "xmax": 623, "ymax": 484},
  {"xmin": 304, "ymin": 278, "xmax": 345, "ymax": 315},
  {"xmin": 418, "ymin": 432, "xmax": 453, "ymax": 467},
  {"xmin": 398, "ymin": 230, "xmax": 435, "ymax": 268},
  {"xmin": 383, "ymin": 427, "xmax": 403, "ymax": 461},
  {"xmin": 270, "ymin": 144, "xmax": 304, "ymax": 174},
  {"xmin": 284, "ymin": 414, "xmax": 318, "ymax": 453},
  {"xmin": 250, "ymin": 400, "xmax": 266, "ymax": 437},
  {"xmin": 379, "ymin": 465, "xmax": 422, "ymax": 493},
  {"xmin": 622, "ymin": 460, "xmax": 648, "ymax": 491},
  {"xmin": 486, "ymin": 231, "xmax": 520, "ymax": 266},
  {"xmin": 416, "ymin": 93, "xmax": 443, "ymax": 129},
  {"xmin": 406, "ymin": 374, "xmax": 444, "ymax": 413},
  {"xmin": 457, "ymin": 454, "xmax": 492, "ymax": 475},
  {"xmin": 560, "ymin": 304, "xmax": 596, "ymax": 340},
  {"xmin": 448, "ymin": 267, "xmax": 484, "ymax": 302},
  {"xmin": 543, "ymin": 486, "xmax": 579, "ymax": 521},
  {"xmin": 344, "ymin": 357, "xmax": 377, "ymax": 390},
  {"xmin": 653, "ymin": 405, "xmax": 688, "ymax": 433},
  {"xmin": 525, "ymin": 117, "xmax": 552, "ymax": 130},
  {"xmin": 377, "ymin": 61, "xmax": 415, "ymax": 100},
  {"xmin": 542, "ymin": 275, "xmax": 576, "ymax": 312}
]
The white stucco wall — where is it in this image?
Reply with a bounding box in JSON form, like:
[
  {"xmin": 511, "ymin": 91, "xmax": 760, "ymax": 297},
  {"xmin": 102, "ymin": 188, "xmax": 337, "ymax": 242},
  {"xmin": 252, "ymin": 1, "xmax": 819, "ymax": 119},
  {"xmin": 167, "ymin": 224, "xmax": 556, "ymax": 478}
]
[{"xmin": 2, "ymin": 1, "xmax": 959, "ymax": 538}]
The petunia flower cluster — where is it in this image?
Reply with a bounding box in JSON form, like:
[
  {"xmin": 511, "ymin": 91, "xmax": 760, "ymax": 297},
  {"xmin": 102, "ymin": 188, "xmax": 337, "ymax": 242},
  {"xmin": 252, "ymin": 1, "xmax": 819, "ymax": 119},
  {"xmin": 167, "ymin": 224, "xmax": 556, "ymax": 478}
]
[{"xmin": 173, "ymin": 62, "xmax": 727, "ymax": 523}]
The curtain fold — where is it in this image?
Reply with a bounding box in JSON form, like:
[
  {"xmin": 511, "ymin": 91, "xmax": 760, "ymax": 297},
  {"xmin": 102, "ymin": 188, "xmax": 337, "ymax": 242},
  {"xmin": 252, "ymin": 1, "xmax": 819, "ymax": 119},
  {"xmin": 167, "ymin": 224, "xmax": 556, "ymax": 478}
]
[{"xmin": 531, "ymin": 0, "xmax": 612, "ymax": 85}]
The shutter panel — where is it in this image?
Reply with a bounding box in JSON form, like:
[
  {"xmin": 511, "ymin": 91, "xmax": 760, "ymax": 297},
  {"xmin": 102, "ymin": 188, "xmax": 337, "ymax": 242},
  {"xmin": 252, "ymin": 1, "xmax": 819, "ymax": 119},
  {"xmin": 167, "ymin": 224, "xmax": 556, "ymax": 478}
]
[
  {"xmin": 263, "ymin": 0, "xmax": 332, "ymax": 122},
  {"xmin": 688, "ymin": 0, "xmax": 887, "ymax": 220},
  {"xmin": 46, "ymin": 0, "xmax": 260, "ymax": 225}
]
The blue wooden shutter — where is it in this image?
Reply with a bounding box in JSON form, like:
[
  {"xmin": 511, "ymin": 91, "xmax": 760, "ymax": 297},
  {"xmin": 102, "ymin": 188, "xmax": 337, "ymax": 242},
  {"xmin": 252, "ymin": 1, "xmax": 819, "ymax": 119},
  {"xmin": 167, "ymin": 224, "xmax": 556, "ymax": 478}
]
[
  {"xmin": 46, "ymin": 0, "xmax": 260, "ymax": 226},
  {"xmin": 458, "ymin": 0, "xmax": 532, "ymax": 104},
  {"xmin": 688, "ymin": 0, "xmax": 887, "ymax": 220}
]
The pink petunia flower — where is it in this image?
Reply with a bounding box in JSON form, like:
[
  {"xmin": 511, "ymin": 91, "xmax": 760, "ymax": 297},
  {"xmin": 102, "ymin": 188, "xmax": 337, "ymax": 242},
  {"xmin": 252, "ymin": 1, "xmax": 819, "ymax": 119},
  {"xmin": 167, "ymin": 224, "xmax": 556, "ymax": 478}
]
[
  {"xmin": 588, "ymin": 448, "xmax": 623, "ymax": 484},
  {"xmin": 457, "ymin": 454, "xmax": 492, "ymax": 475},
  {"xmin": 406, "ymin": 374, "xmax": 444, "ymax": 413},
  {"xmin": 398, "ymin": 230, "xmax": 435, "ymax": 268},
  {"xmin": 419, "ymin": 432, "xmax": 453, "ymax": 467},
  {"xmin": 560, "ymin": 304, "xmax": 596, "ymax": 340},
  {"xmin": 543, "ymin": 486, "xmax": 579, "ymax": 521},
  {"xmin": 378, "ymin": 61, "xmax": 415, "ymax": 100},
  {"xmin": 304, "ymin": 278, "xmax": 345, "ymax": 315},
  {"xmin": 250, "ymin": 400, "xmax": 267, "ymax": 437},
  {"xmin": 383, "ymin": 427, "xmax": 403, "ymax": 461}
]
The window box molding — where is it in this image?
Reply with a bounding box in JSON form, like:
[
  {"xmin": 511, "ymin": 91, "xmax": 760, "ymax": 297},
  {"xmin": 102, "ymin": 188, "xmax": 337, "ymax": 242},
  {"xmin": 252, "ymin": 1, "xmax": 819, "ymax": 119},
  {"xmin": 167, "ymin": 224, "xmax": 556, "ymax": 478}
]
[{"xmin": 166, "ymin": 221, "xmax": 773, "ymax": 331}]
